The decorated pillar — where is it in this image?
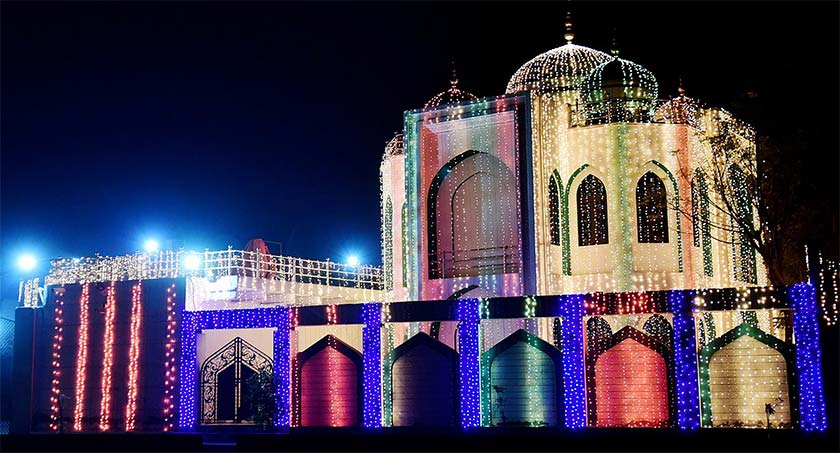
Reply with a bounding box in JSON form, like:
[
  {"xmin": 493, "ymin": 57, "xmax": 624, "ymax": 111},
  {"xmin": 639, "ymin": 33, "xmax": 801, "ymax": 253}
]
[
  {"xmin": 560, "ymin": 294, "xmax": 586, "ymax": 428},
  {"xmin": 668, "ymin": 290, "xmax": 700, "ymax": 429},
  {"xmin": 790, "ymin": 283, "xmax": 828, "ymax": 431},
  {"xmin": 457, "ymin": 298, "xmax": 481, "ymax": 428},
  {"xmin": 361, "ymin": 303, "xmax": 383, "ymax": 428}
]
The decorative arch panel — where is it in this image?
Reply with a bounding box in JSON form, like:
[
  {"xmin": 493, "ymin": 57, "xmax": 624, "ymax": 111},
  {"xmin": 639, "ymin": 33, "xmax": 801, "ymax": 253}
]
[
  {"xmin": 585, "ymin": 324, "xmax": 676, "ymax": 427},
  {"xmin": 384, "ymin": 332, "xmax": 459, "ymax": 427},
  {"xmin": 294, "ymin": 335, "xmax": 363, "ymax": 427},
  {"xmin": 481, "ymin": 329, "xmax": 563, "ymax": 427},
  {"xmin": 200, "ymin": 337, "xmax": 273, "ymax": 425}
]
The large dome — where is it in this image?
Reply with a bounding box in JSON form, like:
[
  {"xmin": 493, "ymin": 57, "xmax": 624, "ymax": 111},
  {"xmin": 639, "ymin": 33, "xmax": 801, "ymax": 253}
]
[
  {"xmin": 424, "ymin": 78, "xmax": 478, "ymax": 110},
  {"xmin": 506, "ymin": 43, "xmax": 612, "ymax": 95}
]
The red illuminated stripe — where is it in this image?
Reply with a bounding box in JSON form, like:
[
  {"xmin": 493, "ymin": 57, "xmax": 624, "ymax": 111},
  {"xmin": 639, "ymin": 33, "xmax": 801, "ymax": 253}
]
[
  {"xmin": 125, "ymin": 281, "xmax": 143, "ymax": 430},
  {"xmin": 72, "ymin": 284, "xmax": 91, "ymax": 431},
  {"xmin": 99, "ymin": 281, "xmax": 117, "ymax": 431}
]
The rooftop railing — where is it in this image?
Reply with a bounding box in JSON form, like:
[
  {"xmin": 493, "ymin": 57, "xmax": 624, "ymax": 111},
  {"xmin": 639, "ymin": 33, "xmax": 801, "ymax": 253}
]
[
  {"xmin": 567, "ymin": 97, "xmax": 754, "ymax": 140},
  {"xmin": 42, "ymin": 247, "xmax": 384, "ymax": 290}
]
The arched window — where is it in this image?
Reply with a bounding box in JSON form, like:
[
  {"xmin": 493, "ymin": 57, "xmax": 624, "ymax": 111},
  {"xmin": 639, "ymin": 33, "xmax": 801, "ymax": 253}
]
[
  {"xmin": 636, "ymin": 171, "xmax": 669, "ymax": 243},
  {"xmin": 549, "ymin": 173, "xmax": 562, "ymax": 246},
  {"xmin": 383, "ymin": 198, "xmax": 393, "ymax": 291},
  {"xmin": 427, "ymin": 150, "xmax": 519, "ymax": 279},
  {"xmin": 729, "ymin": 165, "xmax": 756, "ymax": 283},
  {"xmin": 692, "ymin": 170, "xmax": 713, "ymax": 276},
  {"xmin": 577, "ymin": 174, "xmax": 609, "ymax": 246}
]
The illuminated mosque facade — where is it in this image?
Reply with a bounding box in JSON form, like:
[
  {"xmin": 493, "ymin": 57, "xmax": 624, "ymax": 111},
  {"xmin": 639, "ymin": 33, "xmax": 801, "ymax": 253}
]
[
  {"xmin": 9, "ymin": 20, "xmax": 827, "ymax": 435},
  {"xmin": 380, "ymin": 22, "xmax": 764, "ymax": 304}
]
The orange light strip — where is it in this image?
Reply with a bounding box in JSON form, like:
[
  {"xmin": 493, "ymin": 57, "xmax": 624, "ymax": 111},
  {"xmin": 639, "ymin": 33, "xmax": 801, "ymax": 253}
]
[
  {"xmin": 125, "ymin": 281, "xmax": 143, "ymax": 431},
  {"xmin": 49, "ymin": 293, "xmax": 65, "ymax": 431},
  {"xmin": 99, "ymin": 281, "xmax": 117, "ymax": 431},
  {"xmin": 72, "ymin": 283, "xmax": 91, "ymax": 431}
]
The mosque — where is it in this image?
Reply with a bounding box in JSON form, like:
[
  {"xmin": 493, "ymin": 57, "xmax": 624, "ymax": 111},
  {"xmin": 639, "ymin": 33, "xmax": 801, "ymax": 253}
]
[
  {"xmin": 381, "ymin": 17, "xmax": 764, "ymax": 303},
  {"xmin": 9, "ymin": 19, "xmax": 827, "ymax": 435}
]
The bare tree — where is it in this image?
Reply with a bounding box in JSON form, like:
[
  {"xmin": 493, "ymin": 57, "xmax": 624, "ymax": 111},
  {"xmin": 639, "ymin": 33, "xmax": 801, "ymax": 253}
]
[{"xmin": 671, "ymin": 113, "xmax": 808, "ymax": 286}]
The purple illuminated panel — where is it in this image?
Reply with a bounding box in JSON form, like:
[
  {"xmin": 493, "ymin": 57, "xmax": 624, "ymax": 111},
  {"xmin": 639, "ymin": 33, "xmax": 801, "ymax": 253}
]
[
  {"xmin": 178, "ymin": 307, "xmax": 290, "ymax": 431},
  {"xmin": 560, "ymin": 294, "xmax": 586, "ymax": 428},
  {"xmin": 668, "ymin": 290, "xmax": 700, "ymax": 429},
  {"xmin": 457, "ymin": 298, "xmax": 480, "ymax": 428},
  {"xmin": 790, "ymin": 283, "xmax": 828, "ymax": 431},
  {"xmin": 362, "ymin": 303, "xmax": 382, "ymax": 428}
]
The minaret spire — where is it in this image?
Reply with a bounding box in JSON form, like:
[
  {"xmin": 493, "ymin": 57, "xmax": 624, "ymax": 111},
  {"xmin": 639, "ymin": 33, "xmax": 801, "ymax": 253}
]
[
  {"xmin": 564, "ymin": 11, "xmax": 575, "ymax": 44},
  {"xmin": 450, "ymin": 57, "xmax": 458, "ymax": 88},
  {"xmin": 611, "ymin": 27, "xmax": 619, "ymax": 57},
  {"xmin": 678, "ymin": 77, "xmax": 686, "ymax": 97}
]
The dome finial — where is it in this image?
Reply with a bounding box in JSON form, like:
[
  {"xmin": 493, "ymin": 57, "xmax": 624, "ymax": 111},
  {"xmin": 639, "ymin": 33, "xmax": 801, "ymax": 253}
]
[
  {"xmin": 678, "ymin": 76, "xmax": 686, "ymax": 96},
  {"xmin": 450, "ymin": 57, "xmax": 458, "ymax": 88},
  {"xmin": 611, "ymin": 27, "xmax": 619, "ymax": 57},
  {"xmin": 564, "ymin": 11, "xmax": 574, "ymax": 44}
]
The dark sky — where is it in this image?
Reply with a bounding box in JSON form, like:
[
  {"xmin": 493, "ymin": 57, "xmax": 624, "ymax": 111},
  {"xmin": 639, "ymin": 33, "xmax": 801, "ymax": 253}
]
[{"xmin": 2, "ymin": 1, "xmax": 838, "ymax": 313}]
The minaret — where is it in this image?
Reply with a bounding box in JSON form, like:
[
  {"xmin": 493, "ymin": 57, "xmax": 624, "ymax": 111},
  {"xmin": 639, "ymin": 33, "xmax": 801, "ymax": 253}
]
[
  {"xmin": 449, "ymin": 57, "xmax": 459, "ymax": 90},
  {"xmin": 564, "ymin": 11, "xmax": 575, "ymax": 44}
]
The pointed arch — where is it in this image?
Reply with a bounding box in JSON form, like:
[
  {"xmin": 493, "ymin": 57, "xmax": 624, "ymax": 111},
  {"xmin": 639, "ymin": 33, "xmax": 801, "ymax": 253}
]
[
  {"xmin": 585, "ymin": 326, "xmax": 676, "ymax": 427},
  {"xmin": 562, "ymin": 164, "xmax": 591, "ymax": 274},
  {"xmin": 427, "ymin": 150, "xmax": 519, "ymax": 279},
  {"xmin": 294, "ymin": 335, "xmax": 363, "ymax": 427},
  {"xmin": 401, "ymin": 202, "xmax": 408, "ymax": 288},
  {"xmin": 384, "ymin": 332, "xmax": 459, "ymax": 427},
  {"xmin": 548, "ymin": 171, "xmax": 563, "ymax": 246},
  {"xmin": 636, "ymin": 171, "xmax": 669, "ymax": 243},
  {"xmin": 699, "ymin": 323, "xmax": 798, "ymax": 428},
  {"xmin": 200, "ymin": 337, "xmax": 273, "ymax": 424},
  {"xmin": 642, "ymin": 314, "xmax": 673, "ymax": 345},
  {"xmin": 577, "ymin": 174, "xmax": 609, "ymax": 246},
  {"xmin": 586, "ymin": 316, "xmax": 612, "ymax": 351},
  {"xmin": 648, "ymin": 160, "xmax": 683, "ymax": 270},
  {"xmin": 729, "ymin": 164, "xmax": 756, "ymax": 283},
  {"xmin": 480, "ymin": 329, "xmax": 564, "ymax": 427},
  {"xmin": 692, "ymin": 169, "xmax": 713, "ymax": 276},
  {"xmin": 384, "ymin": 198, "xmax": 394, "ymax": 291}
]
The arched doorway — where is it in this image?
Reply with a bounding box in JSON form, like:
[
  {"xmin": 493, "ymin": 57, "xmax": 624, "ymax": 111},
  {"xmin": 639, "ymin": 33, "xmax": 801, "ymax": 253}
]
[
  {"xmin": 427, "ymin": 150, "xmax": 520, "ymax": 279},
  {"xmin": 385, "ymin": 332, "xmax": 459, "ymax": 426},
  {"xmin": 295, "ymin": 335, "xmax": 362, "ymax": 427},
  {"xmin": 699, "ymin": 323, "xmax": 798, "ymax": 428},
  {"xmin": 482, "ymin": 329, "xmax": 563, "ymax": 427},
  {"xmin": 200, "ymin": 337, "xmax": 273, "ymax": 424},
  {"xmin": 585, "ymin": 324, "xmax": 675, "ymax": 427}
]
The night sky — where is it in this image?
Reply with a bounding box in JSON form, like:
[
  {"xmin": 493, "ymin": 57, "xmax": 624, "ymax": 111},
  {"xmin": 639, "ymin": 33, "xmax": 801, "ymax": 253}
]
[{"xmin": 2, "ymin": 1, "xmax": 838, "ymax": 316}]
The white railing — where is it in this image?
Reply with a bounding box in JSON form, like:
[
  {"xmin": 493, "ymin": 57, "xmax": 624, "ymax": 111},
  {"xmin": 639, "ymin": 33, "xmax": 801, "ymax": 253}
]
[{"xmin": 42, "ymin": 247, "xmax": 384, "ymax": 290}]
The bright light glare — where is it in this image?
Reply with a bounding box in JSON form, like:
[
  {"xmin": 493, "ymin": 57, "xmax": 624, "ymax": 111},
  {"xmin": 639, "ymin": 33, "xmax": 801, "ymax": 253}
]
[
  {"xmin": 346, "ymin": 255, "xmax": 360, "ymax": 267},
  {"xmin": 17, "ymin": 254, "xmax": 37, "ymax": 272},
  {"xmin": 183, "ymin": 253, "xmax": 202, "ymax": 271},
  {"xmin": 144, "ymin": 239, "xmax": 160, "ymax": 253}
]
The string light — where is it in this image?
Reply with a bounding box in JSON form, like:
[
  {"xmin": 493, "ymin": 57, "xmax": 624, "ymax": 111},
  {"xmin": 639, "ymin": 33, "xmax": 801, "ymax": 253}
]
[
  {"xmin": 72, "ymin": 284, "xmax": 91, "ymax": 431},
  {"xmin": 125, "ymin": 281, "xmax": 143, "ymax": 431},
  {"xmin": 668, "ymin": 290, "xmax": 700, "ymax": 429},
  {"xmin": 361, "ymin": 303, "xmax": 382, "ymax": 428},
  {"xmin": 163, "ymin": 284, "xmax": 178, "ymax": 431},
  {"xmin": 790, "ymin": 283, "xmax": 827, "ymax": 431},
  {"xmin": 178, "ymin": 306, "xmax": 289, "ymax": 431},
  {"xmin": 99, "ymin": 281, "xmax": 117, "ymax": 431},
  {"xmin": 457, "ymin": 298, "xmax": 481, "ymax": 428},
  {"xmin": 49, "ymin": 289, "xmax": 65, "ymax": 432},
  {"xmin": 560, "ymin": 294, "xmax": 586, "ymax": 428}
]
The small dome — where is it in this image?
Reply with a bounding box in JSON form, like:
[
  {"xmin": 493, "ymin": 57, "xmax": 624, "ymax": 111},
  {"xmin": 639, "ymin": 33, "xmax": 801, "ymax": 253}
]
[
  {"xmin": 581, "ymin": 56, "xmax": 658, "ymax": 104},
  {"xmin": 506, "ymin": 43, "xmax": 612, "ymax": 96},
  {"xmin": 424, "ymin": 78, "xmax": 477, "ymax": 110},
  {"xmin": 384, "ymin": 132, "xmax": 404, "ymax": 156}
]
